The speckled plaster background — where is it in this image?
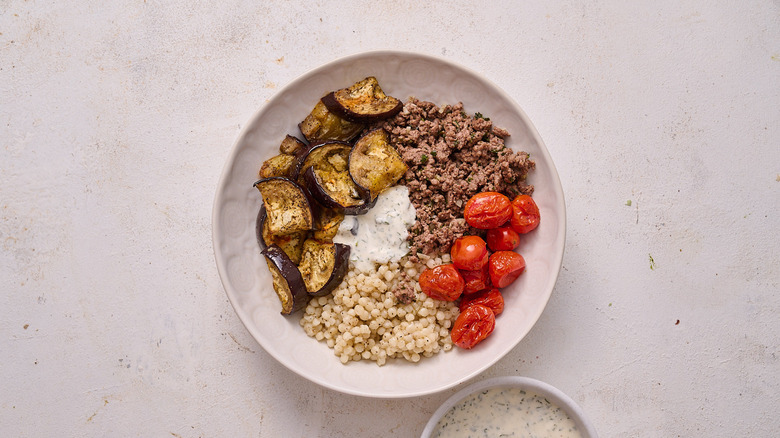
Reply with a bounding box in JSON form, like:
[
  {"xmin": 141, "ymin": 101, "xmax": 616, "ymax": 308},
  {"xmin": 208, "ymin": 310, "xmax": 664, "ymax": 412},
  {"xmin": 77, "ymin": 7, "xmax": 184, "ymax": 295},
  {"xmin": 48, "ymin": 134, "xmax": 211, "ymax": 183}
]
[{"xmin": 1, "ymin": 1, "xmax": 778, "ymax": 436}]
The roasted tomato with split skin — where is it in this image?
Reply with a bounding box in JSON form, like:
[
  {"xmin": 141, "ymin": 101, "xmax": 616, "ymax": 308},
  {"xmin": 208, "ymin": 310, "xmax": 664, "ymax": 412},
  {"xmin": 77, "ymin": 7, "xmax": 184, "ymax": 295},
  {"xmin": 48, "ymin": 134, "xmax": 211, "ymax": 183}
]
[
  {"xmin": 460, "ymin": 265, "xmax": 491, "ymax": 295},
  {"xmin": 451, "ymin": 304, "xmax": 496, "ymax": 349},
  {"xmin": 419, "ymin": 264, "xmax": 465, "ymax": 301},
  {"xmin": 489, "ymin": 251, "xmax": 526, "ymax": 288},
  {"xmin": 463, "ymin": 192, "xmax": 513, "ymax": 229},
  {"xmin": 486, "ymin": 226, "xmax": 521, "ymax": 251},
  {"xmin": 510, "ymin": 194, "xmax": 541, "ymax": 234},
  {"xmin": 459, "ymin": 288, "xmax": 504, "ymax": 316},
  {"xmin": 450, "ymin": 235, "xmax": 489, "ymax": 271}
]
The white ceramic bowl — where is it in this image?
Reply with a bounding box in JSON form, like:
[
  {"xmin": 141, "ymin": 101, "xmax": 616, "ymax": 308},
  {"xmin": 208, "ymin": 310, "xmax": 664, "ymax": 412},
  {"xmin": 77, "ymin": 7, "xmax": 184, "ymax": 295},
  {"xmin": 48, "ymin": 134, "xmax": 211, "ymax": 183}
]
[
  {"xmin": 421, "ymin": 376, "xmax": 598, "ymax": 437},
  {"xmin": 212, "ymin": 51, "xmax": 566, "ymax": 398}
]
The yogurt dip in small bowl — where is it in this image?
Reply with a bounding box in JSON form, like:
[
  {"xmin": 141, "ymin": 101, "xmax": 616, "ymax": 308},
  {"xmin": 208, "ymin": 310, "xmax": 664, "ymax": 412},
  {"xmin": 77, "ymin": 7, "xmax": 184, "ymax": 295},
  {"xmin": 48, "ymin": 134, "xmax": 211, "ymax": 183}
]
[{"xmin": 421, "ymin": 376, "xmax": 598, "ymax": 438}]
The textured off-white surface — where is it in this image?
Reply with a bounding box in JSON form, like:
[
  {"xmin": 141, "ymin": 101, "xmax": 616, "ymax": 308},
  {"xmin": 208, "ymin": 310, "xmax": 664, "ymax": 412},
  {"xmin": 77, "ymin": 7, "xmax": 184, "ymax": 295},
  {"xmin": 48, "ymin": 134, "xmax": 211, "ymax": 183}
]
[{"xmin": 2, "ymin": 1, "xmax": 778, "ymax": 436}]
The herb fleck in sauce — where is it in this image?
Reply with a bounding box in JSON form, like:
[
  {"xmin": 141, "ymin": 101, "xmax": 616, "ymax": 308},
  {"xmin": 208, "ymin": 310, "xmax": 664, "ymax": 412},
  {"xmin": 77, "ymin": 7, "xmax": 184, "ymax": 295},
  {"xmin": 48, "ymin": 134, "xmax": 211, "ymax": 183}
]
[
  {"xmin": 432, "ymin": 387, "xmax": 582, "ymax": 438},
  {"xmin": 333, "ymin": 185, "xmax": 416, "ymax": 271}
]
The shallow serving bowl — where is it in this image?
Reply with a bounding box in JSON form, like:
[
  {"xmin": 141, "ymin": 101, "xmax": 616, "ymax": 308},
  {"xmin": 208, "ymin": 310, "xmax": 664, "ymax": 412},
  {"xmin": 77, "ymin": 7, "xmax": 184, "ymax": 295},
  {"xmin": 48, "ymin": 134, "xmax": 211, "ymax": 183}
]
[
  {"xmin": 421, "ymin": 376, "xmax": 598, "ymax": 437},
  {"xmin": 212, "ymin": 51, "xmax": 566, "ymax": 398}
]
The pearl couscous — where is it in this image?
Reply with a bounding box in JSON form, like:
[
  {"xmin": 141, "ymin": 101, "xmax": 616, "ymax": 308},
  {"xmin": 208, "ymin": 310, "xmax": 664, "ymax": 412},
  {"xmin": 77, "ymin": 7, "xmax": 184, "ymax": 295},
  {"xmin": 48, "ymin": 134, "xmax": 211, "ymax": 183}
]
[{"xmin": 300, "ymin": 254, "xmax": 459, "ymax": 366}]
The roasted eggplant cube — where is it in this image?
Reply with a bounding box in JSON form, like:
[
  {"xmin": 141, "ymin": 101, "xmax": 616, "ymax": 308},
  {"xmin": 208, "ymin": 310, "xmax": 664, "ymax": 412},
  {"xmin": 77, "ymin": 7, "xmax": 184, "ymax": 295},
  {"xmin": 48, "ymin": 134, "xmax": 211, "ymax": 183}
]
[
  {"xmin": 321, "ymin": 76, "xmax": 402, "ymax": 123},
  {"xmin": 256, "ymin": 206, "xmax": 307, "ymax": 265},
  {"xmin": 298, "ymin": 101, "xmax": 365, "ymax": 143},
  {"xmin": 258, "ymin": 154, "xmax": 298, "ymax": 179},
  {"xmin": 262, "ymin": 245, "xmax": 309, "ymax": 315},
  {"xmin": 253, "ymin": 177, "xmax": 314, "ymax": 236},
  {"xmin": 312, "ymin": 206, "xmax": 345, "ymax": 242},
  {"xmin": 349, "ymin": 128, "xmax": 408, "ymax": 201},
  {"xmin": 299, "ymin": 142, "xmax": 371, "ymax": 214},
  {"xmin": 279, "ymin": 134, "xmax": 307, "ymax": 156},
  {"xmin": 297, "ymin": 239, "xmax": 350, "ymax": 297}
]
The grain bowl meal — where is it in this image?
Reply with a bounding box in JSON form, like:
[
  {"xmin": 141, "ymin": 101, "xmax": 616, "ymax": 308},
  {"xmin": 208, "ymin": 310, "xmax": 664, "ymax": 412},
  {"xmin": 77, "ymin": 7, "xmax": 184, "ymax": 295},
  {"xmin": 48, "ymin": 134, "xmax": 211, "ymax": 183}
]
[{"xmin": 252, "ymin": 77, "xmax": 540, "ymax": 365}]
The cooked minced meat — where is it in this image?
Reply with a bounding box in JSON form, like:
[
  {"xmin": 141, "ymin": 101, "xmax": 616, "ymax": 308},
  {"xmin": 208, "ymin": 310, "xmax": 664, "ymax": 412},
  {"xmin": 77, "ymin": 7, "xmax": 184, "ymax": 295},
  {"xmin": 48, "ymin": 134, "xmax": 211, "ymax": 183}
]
[{"xmin": 383, "ymin": 98, "xmax": 535, "ymax": 257}]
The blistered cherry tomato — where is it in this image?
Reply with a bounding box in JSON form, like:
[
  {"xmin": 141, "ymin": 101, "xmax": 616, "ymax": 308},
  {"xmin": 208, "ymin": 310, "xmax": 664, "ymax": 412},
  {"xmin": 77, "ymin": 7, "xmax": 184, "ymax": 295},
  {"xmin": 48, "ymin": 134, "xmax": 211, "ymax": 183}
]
[
  {"xmin": 451, "ymin": 304, "xmax": 496, "ymax": 349},
  {"xmin": 418, "ymin": 264, "xmax": 465, "ymax": 301},
  {"xmin": 460, "ymin": 265, "xmax": 491, "ymax": 295},
  {"xmin": 450, "ymin": 235, "xmax": 489, "ymax": 271},
  {"xmin": 463, "ymin": 192, "xmax": 513, "ymax": 229},
  {"xmin": 486, "ymin": 226, "xmax": 521, "ymax": 251},
  {"xmin": 488, "ymin": 251, "xmax": 526, "ymax": 288},
  {"xmin": 510, "ymin": 195, "xmax": 540, "ymax": 234},
  {"xmin": 459, "ymin": 288, "xmax": 504, "ymax": 316}
]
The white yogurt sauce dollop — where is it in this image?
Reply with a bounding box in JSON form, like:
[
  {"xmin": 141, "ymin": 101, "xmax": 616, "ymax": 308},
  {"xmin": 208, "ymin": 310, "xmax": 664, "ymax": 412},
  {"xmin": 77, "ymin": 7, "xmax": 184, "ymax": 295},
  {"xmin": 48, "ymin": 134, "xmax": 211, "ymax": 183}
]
[
  {"xmin": 333, "ymin": 185, "xmax": 416, "ymax": 272},
  {"xmin": 431, "ymin": 387, "xmax": 582, "ymax": 438}
]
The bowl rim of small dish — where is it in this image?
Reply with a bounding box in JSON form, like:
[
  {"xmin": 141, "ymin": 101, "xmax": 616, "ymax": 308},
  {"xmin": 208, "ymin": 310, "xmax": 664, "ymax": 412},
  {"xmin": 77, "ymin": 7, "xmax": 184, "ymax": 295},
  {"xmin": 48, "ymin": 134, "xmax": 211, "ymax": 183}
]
[{"xmin": 420, "ymin": 376, "xmax": 599, "ymax": 437}]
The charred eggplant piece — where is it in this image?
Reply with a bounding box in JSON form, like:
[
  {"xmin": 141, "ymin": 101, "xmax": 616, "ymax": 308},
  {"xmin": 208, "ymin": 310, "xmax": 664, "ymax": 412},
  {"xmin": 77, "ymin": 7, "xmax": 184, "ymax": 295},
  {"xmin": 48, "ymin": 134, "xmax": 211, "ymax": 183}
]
[
  {"xmin": 312, "ymin": 206, "xmax": 345, "ymax": 241},
  {"xmin": 253, "ymin": 177, "xmax": 314, "ymax": 236},
  {"xmin": 321, "ymin": 77, "xmax": 402, "ymax": 123},
  {"xmin": 349, "ymin": 128, "xmax": 408, "ymax": 201},
  {"xmin": 297, "ymin": 239, "xmax": 350, "ymax": 297},
  {"xmin": 279, "ymin": 134, "xmax": 307, "ymax": 156},
  {"xmin": 262, "ymin": 244, "xmax": 309, "ymax": 315},
  {"xmin": 256, "ymin": 206, "xmax": 307, "ymax": 264},
  {"xmin": 298, "ymin": 101, "xmax": 365, "ymax": 143},
  {"xmin": 299, "ymin": 142, "xmax": 372, "ymax": 214},
  {"xmin": 258, "ymin": 154, "xmax": 298, "ymax": 179}
]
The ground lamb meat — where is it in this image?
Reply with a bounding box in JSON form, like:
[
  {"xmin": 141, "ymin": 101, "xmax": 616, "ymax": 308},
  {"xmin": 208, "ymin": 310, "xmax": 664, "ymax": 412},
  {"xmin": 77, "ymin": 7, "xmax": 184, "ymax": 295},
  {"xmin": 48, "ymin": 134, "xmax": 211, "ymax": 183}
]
[
  {"xmin": 392, "ymin": 271, "xmax": 417, "ymax": 304},
  {"xmin": 383, "ymin": 98, "xmax": 535, "ymax": 257}
]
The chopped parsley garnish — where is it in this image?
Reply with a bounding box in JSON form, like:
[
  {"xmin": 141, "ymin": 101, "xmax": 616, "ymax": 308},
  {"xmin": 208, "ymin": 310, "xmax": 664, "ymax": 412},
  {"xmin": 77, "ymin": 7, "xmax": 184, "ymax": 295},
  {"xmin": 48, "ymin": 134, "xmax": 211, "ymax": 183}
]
[
  {"xmin": 420, "ymin": 154, "xmax": 429, "ymax": 164},
  {"xmin": 474, "ymin": 112, "xmax": 490, "ymax": 121}
]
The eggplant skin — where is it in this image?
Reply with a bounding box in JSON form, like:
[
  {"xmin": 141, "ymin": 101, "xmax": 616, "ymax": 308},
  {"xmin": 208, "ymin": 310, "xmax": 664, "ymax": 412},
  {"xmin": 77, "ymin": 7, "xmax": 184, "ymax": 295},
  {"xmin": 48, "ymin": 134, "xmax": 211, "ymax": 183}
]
[
  {"xmin": 298, "ymin": 101, "xmax": 365, "ymax": 143},
  {"xmin": 261, "ymin": 245, "xmax": 309, "ymax": 315},
  {"xmin": 256, "ymin": 205, "xmax": 307, "ymax": 265},
  {"xmin": 303, "ymin": 166, "xmax": 372, "ymax": 215},
  {"xmin": 349, "ymin": 128, "xmax": 408, "ymax": 201},
  {"xmin": 321, "ymin": 77, "xmax": 402, "ymax": 123},
  {"xmin": 298, "ymin": 142, "xmax": 372, "ymax": 214},
  {"xmin": 297, "ymin": 239, "xmax": 351, "ymax": 297},
  {"xmin": 312, "ymin": 206, "xmax": 345, "ymax": 241},
  {"xmin": 253, "ymin": 177, "xmax": 315, "ymax": 236},
  {"xmin": 279, "ymin": 134, "xmax": 307, "ymax": 156},
  {"xmin": 296, "ymin": 140, "xmax": 352, "ymax": 182}
]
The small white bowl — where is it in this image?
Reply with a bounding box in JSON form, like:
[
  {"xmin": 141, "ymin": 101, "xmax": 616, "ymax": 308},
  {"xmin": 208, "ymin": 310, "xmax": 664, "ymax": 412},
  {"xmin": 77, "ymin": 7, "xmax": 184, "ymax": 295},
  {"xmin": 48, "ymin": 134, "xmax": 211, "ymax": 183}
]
[{"xmin": 421, "ymin": 376, "xmax": 598, "ymax": 438}]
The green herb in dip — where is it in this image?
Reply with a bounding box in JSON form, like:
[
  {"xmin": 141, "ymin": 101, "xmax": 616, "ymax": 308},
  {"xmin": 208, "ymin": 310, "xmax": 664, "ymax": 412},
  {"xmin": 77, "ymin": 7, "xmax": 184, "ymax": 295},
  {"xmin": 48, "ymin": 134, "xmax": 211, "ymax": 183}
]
[
  {"xmin": 333, "ymin": 185, "xmax": 416, "ymax": 272},
  {"xmin": 431, "ymin": 387, "xmax": 582, "ymax": 438}
]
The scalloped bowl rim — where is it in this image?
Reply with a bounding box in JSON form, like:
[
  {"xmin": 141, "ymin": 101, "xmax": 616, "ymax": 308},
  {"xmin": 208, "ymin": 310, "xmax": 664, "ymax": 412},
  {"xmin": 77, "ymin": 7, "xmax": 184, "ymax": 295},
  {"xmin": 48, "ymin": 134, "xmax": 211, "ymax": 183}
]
[{"xmin": 212, "ymin": 50, "xmax": 566, "ymax": 398}]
